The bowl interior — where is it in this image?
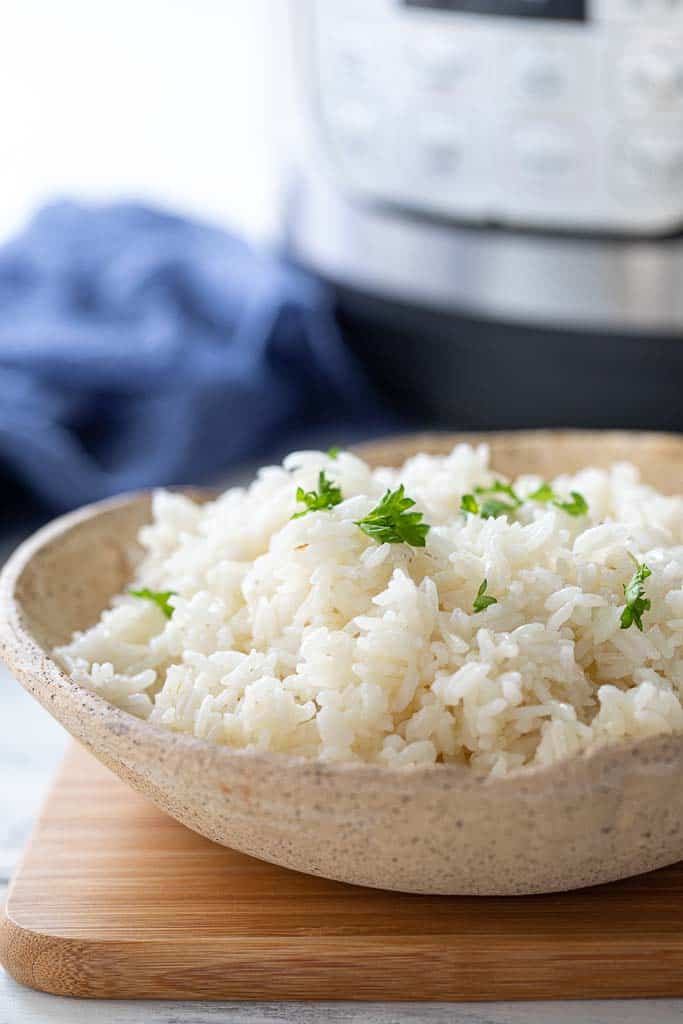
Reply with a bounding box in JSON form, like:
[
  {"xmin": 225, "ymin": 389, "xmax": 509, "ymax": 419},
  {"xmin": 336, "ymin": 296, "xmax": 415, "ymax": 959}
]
[
  {"xmin": 357, "ymin": 429, "xmax": 683, "ymax": 492},
  {"xmin": 13, "ymin": 495, "xmax": 152, "ymax": 653}
]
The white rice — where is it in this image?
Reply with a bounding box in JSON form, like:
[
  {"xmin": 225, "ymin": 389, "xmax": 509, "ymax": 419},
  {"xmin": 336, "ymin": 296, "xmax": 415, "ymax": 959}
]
[{"xmin": 55, "ymin": 444, "xmax": 683, "ymax": 775}]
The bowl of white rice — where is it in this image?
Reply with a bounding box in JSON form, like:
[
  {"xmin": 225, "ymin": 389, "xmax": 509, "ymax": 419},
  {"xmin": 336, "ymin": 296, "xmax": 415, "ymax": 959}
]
[{"xmin": 3, "ymin": 430, "xmax": 683, "ymax": 894}]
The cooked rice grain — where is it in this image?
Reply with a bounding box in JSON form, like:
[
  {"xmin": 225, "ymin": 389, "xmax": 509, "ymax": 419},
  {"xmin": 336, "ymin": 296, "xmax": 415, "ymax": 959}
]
[{"xmin": 56, "ymin": 445, "xmax": 683, "ymax": 775}]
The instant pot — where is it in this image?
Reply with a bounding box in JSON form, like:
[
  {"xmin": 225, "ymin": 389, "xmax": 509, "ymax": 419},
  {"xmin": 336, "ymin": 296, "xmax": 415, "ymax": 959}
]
[{"xmin": 283, "ymin": 0, "xmax": 683, "ymax": 430}]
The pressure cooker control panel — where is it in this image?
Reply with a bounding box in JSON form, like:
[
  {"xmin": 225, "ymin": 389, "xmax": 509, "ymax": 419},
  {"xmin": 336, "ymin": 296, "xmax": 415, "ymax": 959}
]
[{"xmin": 310, "ymin": 0, "xmax": 683, "ymax": 234}]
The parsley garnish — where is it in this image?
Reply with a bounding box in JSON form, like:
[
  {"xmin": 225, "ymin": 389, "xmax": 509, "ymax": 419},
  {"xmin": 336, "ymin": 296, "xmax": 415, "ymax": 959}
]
[
  {"xmin": 292, "ymin": 471, "xmax": 343, "ymax": 519},
  {"xmin": 480, "ymin": 497, "xmax": 518, "ymax": 519},
  {"xmin": 475, "ymin": 481, "xmax": 522, "ymax": 506},
  {"xmin": 129, "ymin": 587, "xmax": 176, "ymax": 619},
  {"xmin": 327, "ymin": 446, "xmax": 341, "ymax": 459},
  {"xmin": 528, "ymin": 482, "xmax": 555, "ymax": 504},
  {"xmin": 460, "ymin": 493, "xmax": 479, "ymax": 515},
  {"xmin": 529, "ymin": 482, "xmax": 589, "ymax": 517},
  {"xmin": 356, "ymin": 485, "xmax": 430, "ymax": 547},
  {"xmin": 473, "ymin": 579, "xmax": 498, "ymax": 614},
  {"xmin": 462, "ymin": 481, "xmax": 521, "ymax": 519},
  {"xmin": 555, "ymin": 491, "xmax": 589, "ymax": 517},
  {"xmin": 461, "ymin": 478, "xmax": 588, "ymax": 519},
  {"xmin": 620, "ymin": 561, "xmax": 652, "ymax": 632}
]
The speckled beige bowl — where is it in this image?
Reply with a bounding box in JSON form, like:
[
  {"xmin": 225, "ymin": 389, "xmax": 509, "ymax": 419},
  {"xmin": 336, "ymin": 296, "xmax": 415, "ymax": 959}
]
[{"xmin": 2, "ymin": 430, "xmax": 683, "ymax": 895}]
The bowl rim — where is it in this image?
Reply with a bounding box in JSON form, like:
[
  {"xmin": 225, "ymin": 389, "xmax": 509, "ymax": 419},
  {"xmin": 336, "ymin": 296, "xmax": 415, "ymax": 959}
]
[{"xmin": 3, "ymin": 427, "xmax": 683, "ymax": 791}]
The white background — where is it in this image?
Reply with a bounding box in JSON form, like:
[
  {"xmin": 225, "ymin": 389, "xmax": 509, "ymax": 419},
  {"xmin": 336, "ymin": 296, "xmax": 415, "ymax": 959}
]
[{"xmin": 0, "ymin": 0, "xmax": 285, "ymax": 243}]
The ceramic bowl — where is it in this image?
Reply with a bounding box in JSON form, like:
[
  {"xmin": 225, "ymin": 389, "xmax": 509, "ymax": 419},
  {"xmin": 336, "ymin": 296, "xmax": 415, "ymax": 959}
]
[{"xmin": 2, "ymin": 430, "xmax": 683, "ymax": 895}]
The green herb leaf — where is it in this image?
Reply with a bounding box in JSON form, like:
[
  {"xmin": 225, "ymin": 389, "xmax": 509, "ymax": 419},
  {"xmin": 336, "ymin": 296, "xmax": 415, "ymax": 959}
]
[
  {"xmin": 327, "ymin": 446, "xmax": 341, "ymax": 460},
  {"xmin": 554, "ymin": 491, "xmax": 589, "ymax": 517},
  {"xmin": 466, "ymin": 480, "xmax": 522, "ymax": 519},
  {"xmin": 292, "ymin": 471, "xmax": 343, "ymax": 519},
  {"xmin": 529, "ymin": 482, "xmax": 555, "ymax": 503},
  {"xmin": 356, "ymin": 485, "xmax": 430, "ymax": 547},
  {"xmin": 475, "ymin": 480, "xmax": 522, "ymax": 506},
  {"xmin": 473, "ymin": 578, "xmax": 498, "ymax": 614},
  {"xmin": 528, "ymin": 482, "xmax": 589, "ymax": 517},
  {"xmin": 129, "ymin": 587, "xmax": 176, "ymax": 619},
  {"xmin": 620, "ymin": 561, "xmax": 652, "ymax": 632},
  {"xmin": 461, "ymin": 493, "xmax": 479, "ymax": 515},
  {"xmin": 479, "ymin": 497, "xmax": 517, "ymax": 519}
]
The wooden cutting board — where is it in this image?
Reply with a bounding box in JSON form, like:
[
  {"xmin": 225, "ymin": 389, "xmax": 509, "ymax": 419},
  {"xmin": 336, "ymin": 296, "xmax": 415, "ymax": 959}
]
[{"xmin": 2, "ymin": 743, "xmax": 683, "ymax": 1001}]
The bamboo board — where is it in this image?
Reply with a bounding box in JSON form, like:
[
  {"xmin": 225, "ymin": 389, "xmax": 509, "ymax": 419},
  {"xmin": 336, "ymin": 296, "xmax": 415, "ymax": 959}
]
[{"xmin": 2, "ymin": 743, "xmax": 683, "ymax": 1000}]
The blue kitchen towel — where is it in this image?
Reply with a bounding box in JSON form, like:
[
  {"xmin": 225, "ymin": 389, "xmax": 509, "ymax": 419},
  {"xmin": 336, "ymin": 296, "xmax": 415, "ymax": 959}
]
[{"xmin": 0, "ymin": 201, "xmax": 395, "ymax": 514}]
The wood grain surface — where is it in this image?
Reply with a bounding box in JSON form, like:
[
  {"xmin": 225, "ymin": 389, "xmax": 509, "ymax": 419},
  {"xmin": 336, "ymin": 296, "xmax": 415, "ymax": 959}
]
[{"xmin": 2, "ymin": 744, "xmax": 683, "ymax": 1001}]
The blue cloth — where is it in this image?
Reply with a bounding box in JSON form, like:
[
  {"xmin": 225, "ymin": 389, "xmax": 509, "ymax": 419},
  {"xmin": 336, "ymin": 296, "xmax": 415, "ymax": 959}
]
[{"xmin": 0, "ymin": 202, "xmax": 394, "ymax": 513}]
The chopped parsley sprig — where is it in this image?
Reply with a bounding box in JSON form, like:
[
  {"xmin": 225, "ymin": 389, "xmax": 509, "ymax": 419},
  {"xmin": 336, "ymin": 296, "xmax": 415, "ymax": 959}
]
[
  {"xmin": 461, "ymin": 480, "xmax": 521, "ymax": 519},
  {"xmin": 529, "ymin": 482, "xmax": 589, "ymax": 517},
  {"xmin": 327, "ymin": 446, "xmax": 341, "ymax": 460},
  {"xmin": 130, "ymin": 587, "xmax": 176, "ymax": 619},
  {"xmin": 292, "ymin": 471, "xmax": 343, "ymax": 519},
  {"xmin": 356, "ymin": 485, "xmax": 430, "ymax": 547},
  {"xmin": 462, "ymin": 479, "xmax": 589, "ymax": 520},
  {"xmin": 473, "ymin": 579, "xmax": 498, "ymax": 614},
  {"xmin": 460, "ymin": 493, "xmax": 480, "ymax": 515},
  {"xmin": 620, "ymin": 560, "xmax": 652, "ymax": 632},
  {"xmin": 528, "ymin": 482, "xmax": 554, "ymax": 503},
  {"xmin": 476, "ymin": 481, "xmax": 522, "ymax": 505},
  {"xmin": 556, "ymin": 491, "xmax": 589, "ymax": 517}
]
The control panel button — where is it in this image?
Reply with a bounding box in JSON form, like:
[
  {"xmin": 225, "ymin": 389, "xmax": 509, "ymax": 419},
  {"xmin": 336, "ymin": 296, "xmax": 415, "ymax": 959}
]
[
  {"xmin": 514, "ymin": 51, "xmax": 568, "ymax": 101},
  {"xmin": 335, "ymin": 48, "xmax": 368, "ymax": 83},
  {"xmin": 415, "ymin": 117, "xmax": 464, "ymax": 176},
  {"xmin": 620, "ymin": 135, "xmax": 683, "ymax": 188},
  {"xmin": 619, "ymin": 42, "xmax": 683, "ymax": 112},
  {"xmin": 316, "ymin": 24, "xmax": 382, "ymax": 101},
  {"xmin": 408, "ymin": 37, "xmax": 471, "ymax": 94},
  {"xmin": 330, "ymin": 41, "xmax": 374, "ymax": 91},
  {"xmin": 514, "ymin": 124, "xmax": 579, "ymax": 178},
  {"xmin": 520, "ymin": 60, "xmax": 565, "ymax": 100},
  {"xmin": 325, "ymin": 102, "xmax": 379, "ymax": 158}
]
